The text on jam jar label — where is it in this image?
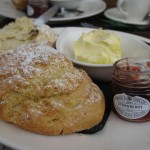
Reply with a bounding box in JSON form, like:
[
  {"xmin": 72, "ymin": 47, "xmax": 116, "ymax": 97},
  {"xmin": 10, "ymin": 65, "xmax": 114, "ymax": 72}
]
[{"xmin": 113, "ymin": 93, "xmax": 150, "ymax": 119}]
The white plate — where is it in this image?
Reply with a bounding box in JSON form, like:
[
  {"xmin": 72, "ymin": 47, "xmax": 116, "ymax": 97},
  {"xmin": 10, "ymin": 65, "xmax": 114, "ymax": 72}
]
[
  {"xmin": 0, "ymin": 28, "xmax": 150, "ymax": 150},
  {"xmin": 56, "ymin": 27, "xmax": 150, "ymax": 81},
  {"xmin": 0, "ymin": 112, "xmax": 150, "ymax": 150},
  {"xmin": 0, "ymin": 0, "xmax": 106, "ymax": 22},
  {"xmin": 104, "ymin": 8, "xmax": 150, "ymax": 26}
]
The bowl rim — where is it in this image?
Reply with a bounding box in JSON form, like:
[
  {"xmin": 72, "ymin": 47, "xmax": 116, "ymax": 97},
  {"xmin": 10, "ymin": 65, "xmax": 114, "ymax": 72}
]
[{"xmin": 71, "ymin": 59, "xmax": 113, "ymax": 67}]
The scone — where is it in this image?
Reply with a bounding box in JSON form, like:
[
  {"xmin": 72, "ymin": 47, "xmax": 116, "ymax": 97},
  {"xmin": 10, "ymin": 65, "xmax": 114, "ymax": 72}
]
[
  {"xmin": 0, "ymin": 17, "xmax": 57, "ymax": 52},
  {"xmin": 11, "ymin": 0, "xmax": 27, "ymax": 10},
  {"xmin": 0, "ymin": 42, "xmax": 105, "ymax": 135}
]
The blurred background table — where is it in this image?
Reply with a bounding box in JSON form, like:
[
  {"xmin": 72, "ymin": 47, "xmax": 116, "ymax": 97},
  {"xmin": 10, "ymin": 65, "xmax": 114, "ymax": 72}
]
[
  {"xmin": 0, "ymin": 0, "xmax": 149, "ymax": 149},
  {"xmin": 0, "ymin": 0, "xmax": 149, "ymax": 38},
  {"xmin": 0, "ymin": 12, "xmax": 150, "ymax": 38}
]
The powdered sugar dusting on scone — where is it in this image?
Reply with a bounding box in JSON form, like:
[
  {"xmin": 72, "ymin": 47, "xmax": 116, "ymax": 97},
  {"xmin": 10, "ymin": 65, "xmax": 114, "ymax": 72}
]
[
  {"xmin": 0, "ymin": 42, "xmax": 85, "ymax": 97},
  {"xmin": 1, "ymin": 42, "xmax": 57, "ymax": 77},
  {"xmin": 87, "ymin": 83, "xmax": 102, "ymax": 104}
]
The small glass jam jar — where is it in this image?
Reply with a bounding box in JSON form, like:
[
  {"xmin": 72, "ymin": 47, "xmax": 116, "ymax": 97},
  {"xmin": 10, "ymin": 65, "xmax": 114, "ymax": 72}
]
[
  {"xmin": 112, "ymin": 57, "xmax": 150, "ymax": 122},
  {"xmin": 27, "ymin": 0, "xmax": 49, "ymax": 18}
]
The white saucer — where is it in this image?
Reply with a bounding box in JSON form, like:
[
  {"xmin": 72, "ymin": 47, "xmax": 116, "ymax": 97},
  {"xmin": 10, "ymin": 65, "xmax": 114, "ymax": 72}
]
[
  {"xmin": 0, "ymin": 0, "xmax": 106, "ymax": 22},
  {"xmin": 104, "ymin": 8, "xmax": 150, "ymax": 26}
]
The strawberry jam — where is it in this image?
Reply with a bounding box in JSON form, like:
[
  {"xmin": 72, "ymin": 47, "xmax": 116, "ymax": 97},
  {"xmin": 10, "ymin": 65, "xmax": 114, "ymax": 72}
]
[
  {"xmin": 27, "ymin": 0, "xmax": 49, "ymax": 17},
  {"xmin": 112, "ymin": 57, "xmax": 150, "ymax": 122}
]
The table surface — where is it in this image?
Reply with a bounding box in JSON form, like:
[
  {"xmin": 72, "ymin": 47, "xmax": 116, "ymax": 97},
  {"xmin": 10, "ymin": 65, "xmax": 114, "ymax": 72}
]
[
  {"xmin": 0, "ymin": 5, "xmax": 150, "ymax": 150},
  {"xmin": 0, "ymin": 11, "xmax": 150, "ymax": 38}
]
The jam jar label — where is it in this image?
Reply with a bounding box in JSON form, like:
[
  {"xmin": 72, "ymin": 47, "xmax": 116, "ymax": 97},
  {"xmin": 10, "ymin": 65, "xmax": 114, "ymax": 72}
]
[{"xmin": 113, "ymin": 93, "xmax": 150, "ymax": 119}]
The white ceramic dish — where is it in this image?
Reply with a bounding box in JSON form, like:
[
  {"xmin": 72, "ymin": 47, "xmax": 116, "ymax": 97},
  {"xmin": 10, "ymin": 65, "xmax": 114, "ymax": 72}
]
[
  {"xmin": 104, "ymin": 8, "xmax": 150, "ymax": 26},
  {"xmin": 0, "ymin": 113, "xmax": 150, "ymax": 150},
  {"xmin": 0, "ymin": 0, "xmax": 106, "ymax": 22},
  {"xmin": 56, "ymin": 27, "xmax": 150, "ymax": 81},
  {"xmin": 0, "ymin": 28, "xmax": 150, "ymax": 150}
]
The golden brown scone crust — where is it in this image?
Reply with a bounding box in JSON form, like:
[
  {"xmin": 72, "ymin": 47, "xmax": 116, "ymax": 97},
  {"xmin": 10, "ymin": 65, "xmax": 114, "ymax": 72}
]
[
  {"xmin": 0, "ymin": 42, "xmax": 105, "ymax": 135},
  {"xmin": 11, "ymin": 0, "xmax": 27, "ymax": 10}
]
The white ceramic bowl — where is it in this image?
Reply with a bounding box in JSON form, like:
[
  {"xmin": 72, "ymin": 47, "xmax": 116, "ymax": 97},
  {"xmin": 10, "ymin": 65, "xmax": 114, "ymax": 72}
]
[
  {"xmin": 49, "ymin": 0, "xmax": 81, "ymax": 10},
  {"xmin": 55, "ymin": 27, "xmax": 150, "ymax": 81}
]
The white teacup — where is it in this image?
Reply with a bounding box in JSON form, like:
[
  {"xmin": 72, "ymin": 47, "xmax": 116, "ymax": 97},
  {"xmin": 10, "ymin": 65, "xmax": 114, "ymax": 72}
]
[{"xmin": 117, "ymin": 0, "xmax": 150, "ymax": 21}]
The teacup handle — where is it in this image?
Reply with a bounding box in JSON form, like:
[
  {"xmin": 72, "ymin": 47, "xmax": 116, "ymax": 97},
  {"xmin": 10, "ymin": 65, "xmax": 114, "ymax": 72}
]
[{"xmin": 117, "ymin": 0, "xmax": 128, "ymax": 16}]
